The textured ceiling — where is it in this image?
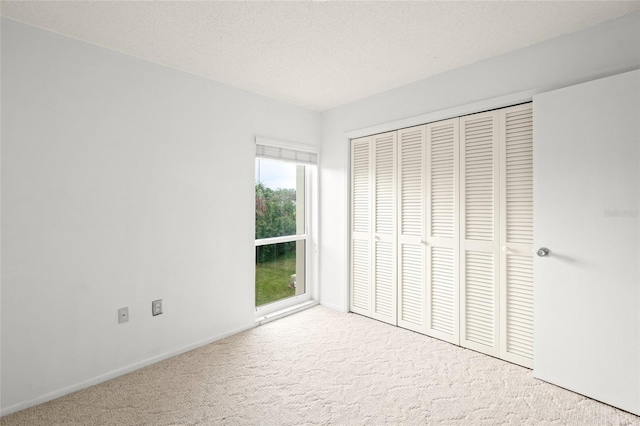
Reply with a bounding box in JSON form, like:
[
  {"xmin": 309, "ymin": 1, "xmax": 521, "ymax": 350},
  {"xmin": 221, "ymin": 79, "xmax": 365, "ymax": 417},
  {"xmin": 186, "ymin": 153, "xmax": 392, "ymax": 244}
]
[{"xmin": 2, "ymin": 1, "xmax": 640, "ymax": 111}]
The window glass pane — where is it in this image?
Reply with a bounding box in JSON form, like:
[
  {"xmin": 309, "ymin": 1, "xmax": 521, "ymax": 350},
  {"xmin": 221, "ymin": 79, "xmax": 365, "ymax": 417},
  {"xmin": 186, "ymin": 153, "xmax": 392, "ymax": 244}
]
[
  {"xmin": 255, "ymin": 158, "xmax": 305, "ymax": 239},
  {"xmin": 255, "ymin": 241, "xmax": 306, "ymax": 306}
]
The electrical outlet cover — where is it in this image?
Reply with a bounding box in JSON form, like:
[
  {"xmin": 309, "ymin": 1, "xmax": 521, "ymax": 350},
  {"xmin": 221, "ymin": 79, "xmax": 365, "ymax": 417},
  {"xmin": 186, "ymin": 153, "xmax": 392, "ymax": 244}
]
[{"xmin": 152, "ymin": 299, "xmax": 163, "ymax": 316}]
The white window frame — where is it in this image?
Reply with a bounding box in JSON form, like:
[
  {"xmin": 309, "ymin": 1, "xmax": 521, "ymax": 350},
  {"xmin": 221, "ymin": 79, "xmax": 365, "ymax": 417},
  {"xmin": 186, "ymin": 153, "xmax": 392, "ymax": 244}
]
[{"xmin": 254, "ymin": 137, "xmax": 318, "ymax": 319}]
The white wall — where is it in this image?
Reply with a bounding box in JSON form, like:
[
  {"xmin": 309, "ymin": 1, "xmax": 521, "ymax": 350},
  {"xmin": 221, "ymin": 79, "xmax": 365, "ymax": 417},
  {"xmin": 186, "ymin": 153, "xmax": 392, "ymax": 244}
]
[
  {"xmin": 318, "ymin": 12, "xmax": 640, "ymax": 312},
  {"xmin": 0, "ymin": 18, "xmax": 319, "ymax": 414}
]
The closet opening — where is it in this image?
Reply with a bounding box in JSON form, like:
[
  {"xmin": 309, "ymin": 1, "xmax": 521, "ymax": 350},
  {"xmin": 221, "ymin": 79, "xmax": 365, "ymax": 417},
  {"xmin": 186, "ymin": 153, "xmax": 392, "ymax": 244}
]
[{"xmin": 349, "ymin": 103, "xmax": 533, "ymax": 368}]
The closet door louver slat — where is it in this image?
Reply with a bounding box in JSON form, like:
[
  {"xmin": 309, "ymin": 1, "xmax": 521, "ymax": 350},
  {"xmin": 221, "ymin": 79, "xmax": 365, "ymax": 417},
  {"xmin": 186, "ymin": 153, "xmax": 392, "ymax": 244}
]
[
  {"xmin": 399, "ymin": 245, "xmax": 424, "ymax": 327},
  {"xmin": 397, "ymin": 126, "xmax": 427, "ymax": 332},
  {"xmin": 426, "ymin": 118, "xmax": 460, "ymax": 343},
  {"xmin": 372, "ymin": 132, "xmax": 397, "ymax": 325},
  {"xmin": 500, "ymin": 103, "xmax": 534, "ymax": 368},
  {"xmin": 375, "ymin": 241, "xmax": 395, "ymax": 318},
  {"xmin": 351, "ymin": 240, "xmax": 370, "ymax": 312},
  {"xmin": 350, "ymin": 137, "xmax": 372, "ymax": 317},
  {"xmin": 430, "ymin": 246, "xmax": 456, "ymax": 338},
  {"xmin": 460, "ymin": 112, "xmax": 500, "ymax": 357},
  {"xmin": 464, "ymin": 251, "xmax": 495, "ymax": 347}
]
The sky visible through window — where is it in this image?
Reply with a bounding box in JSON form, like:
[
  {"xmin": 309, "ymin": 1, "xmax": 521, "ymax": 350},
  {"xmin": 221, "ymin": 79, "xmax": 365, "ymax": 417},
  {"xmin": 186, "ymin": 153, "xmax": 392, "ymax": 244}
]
[{"xmin": 255, "ymin": 158, "xmax": 296, "ymax": 190}]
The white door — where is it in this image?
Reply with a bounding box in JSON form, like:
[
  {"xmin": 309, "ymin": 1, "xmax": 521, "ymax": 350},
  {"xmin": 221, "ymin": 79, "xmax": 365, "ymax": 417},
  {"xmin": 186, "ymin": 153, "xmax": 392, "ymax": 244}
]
[
  {"xmin": 533, "ymin": 70, "xmax": 640, "ymax": 415},
  {"xmin": 397, "ymin": 126, "xmax": 427, "ymax": 333},
  {"xmin": 460, "ymin": 111, "xmax": 500, "ymax": 357},
  {"xmin": 372, "ymin": 131, "xmax": 397, "ymax": 325},
  {"xmin": 425, "ymin": 118, "xmax": 460, "ymax": 343},
  {"xmin": 350, "ymin": 136, "xmax": 372, "ymax": 317},
  {"xmin": 499, "ymin": 103, "xmax": 534, "ymax": 368}
]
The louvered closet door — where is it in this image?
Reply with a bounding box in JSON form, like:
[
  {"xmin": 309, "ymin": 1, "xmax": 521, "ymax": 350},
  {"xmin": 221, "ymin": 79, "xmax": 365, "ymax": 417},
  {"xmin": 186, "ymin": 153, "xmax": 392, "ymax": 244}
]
[
  {"xmin": 425, "ymin": 118, "xmax": 460, "ymax": 344},
  {"xmin": 499, "ymin": 103, "xmax": 533, "ymax": 368},
  {"xmin": 350, "ymin": 136, "xmax": 372, "ymax": 317},
  {"xmin": 397, "ymin": 126, "xmax": 426, "ymax": 333},
  {"xmin": 372, "ymin": 131, "xmax": 397, "ymax": 325},
  {"xmin": 460, "ymin": 111, "xmax": 500, "ymax": 357}
]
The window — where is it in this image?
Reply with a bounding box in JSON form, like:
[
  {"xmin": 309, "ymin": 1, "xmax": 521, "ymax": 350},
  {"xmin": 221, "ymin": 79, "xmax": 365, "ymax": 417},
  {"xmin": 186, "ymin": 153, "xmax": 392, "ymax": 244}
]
[
  {"xmin": 255, "ymin": 159, "xmax": 306, "ymax": 306},
  {"xmin": 255, "ymin": 137, "xmax": 316, "ymax": 314}
]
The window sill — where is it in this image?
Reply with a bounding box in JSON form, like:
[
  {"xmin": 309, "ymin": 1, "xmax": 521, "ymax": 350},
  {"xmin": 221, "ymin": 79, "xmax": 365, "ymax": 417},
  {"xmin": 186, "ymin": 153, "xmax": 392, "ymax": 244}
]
[{"xmin": 255, "ymin": 300, "xmax": 319, "ymax": 326}]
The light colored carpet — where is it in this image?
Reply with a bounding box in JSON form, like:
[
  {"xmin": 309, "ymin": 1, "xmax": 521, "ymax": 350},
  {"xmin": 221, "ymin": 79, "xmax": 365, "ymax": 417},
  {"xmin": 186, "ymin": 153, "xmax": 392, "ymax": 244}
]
[{"xmin": 1, "ymin": 306, "xmax": 639, "ymax": 425}]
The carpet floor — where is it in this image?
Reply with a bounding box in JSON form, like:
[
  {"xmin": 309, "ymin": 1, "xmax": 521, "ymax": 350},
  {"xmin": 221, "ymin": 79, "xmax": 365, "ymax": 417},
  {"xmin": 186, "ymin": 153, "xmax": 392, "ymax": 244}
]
[{"xmin": 1, "ymin": 306, "xmax": 639, "ymax": 425}]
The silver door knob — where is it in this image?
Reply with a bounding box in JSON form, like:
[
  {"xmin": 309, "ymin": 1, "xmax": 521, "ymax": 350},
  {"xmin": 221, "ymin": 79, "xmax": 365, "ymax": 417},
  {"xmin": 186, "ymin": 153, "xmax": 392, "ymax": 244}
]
[{"xmin": 537, "ymin": 247, "xmax": 550, "ymax": 257}]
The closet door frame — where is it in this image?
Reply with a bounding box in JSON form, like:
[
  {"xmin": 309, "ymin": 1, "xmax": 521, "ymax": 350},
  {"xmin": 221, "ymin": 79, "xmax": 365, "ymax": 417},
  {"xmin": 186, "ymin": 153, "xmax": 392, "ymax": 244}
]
[{"xmin": 347, "ymin": 94, "xmax": 537, "ymax": 366}]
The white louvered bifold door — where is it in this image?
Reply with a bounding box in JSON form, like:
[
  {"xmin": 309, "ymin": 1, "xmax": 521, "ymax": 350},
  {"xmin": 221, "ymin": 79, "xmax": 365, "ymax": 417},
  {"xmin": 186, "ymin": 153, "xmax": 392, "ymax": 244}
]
[
  {"xmin": 397, "ymin": 125, "xmax": 427, "ymax": 333},
  {"xmin": 372, "ymin": 131, "xmax": 397, "ymax": 325},
  {"xmin": 460, "ymin": 111, "xmax": 500, "ymax": 357},
  {"xmin": 425, "ymin": 118, "xmax": 460, "ymax": 344},
  {"xmin": 350, "ymin": 136, "xmax": 372, "ymax": 317},
  {"xmin": 499, "ymin": 103, "xmax": 533, "ymax": 368}
]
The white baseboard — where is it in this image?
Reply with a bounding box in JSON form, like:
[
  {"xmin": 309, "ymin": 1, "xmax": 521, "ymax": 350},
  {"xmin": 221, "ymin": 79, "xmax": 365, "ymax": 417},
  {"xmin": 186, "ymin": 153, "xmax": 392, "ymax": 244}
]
[
  {"xmin": 0, "ymin": 323, "xmax": 256, "ymax": 418},
  {"xmin": 320, "ymin": 300, "xmax": 348, "ymax": 313}
]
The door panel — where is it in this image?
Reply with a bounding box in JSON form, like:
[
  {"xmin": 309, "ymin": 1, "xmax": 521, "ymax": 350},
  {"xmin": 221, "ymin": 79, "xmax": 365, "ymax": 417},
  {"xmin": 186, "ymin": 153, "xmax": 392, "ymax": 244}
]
[
  {"xmin": 499, "ymin": 103, "xmax": 534, "ymax": 368},
  {"xmin": 350, "ymin": 137, "xmax": 372, "ymax": 317},
  {"xmin": 533, "ymin": 70, "xmax": 640, "ymax": 415},
  {"xmin": 372, "ymin": 132, "xmax": 397, "ymax": 325},
  {"xmin": 460, "ymin": 112, "xmax": 500, "ymax": 356},
  {"xmin": 426, "ymin": 118, "xmax": 459, "ymax": 343},
  {"xmin": 397, "ymin": 126, "xmax": 427, "ymax": 332}
]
